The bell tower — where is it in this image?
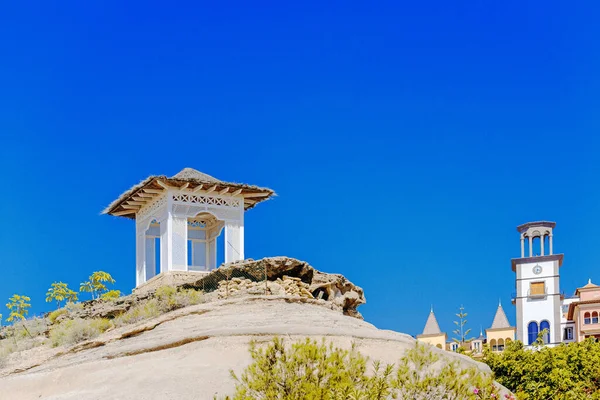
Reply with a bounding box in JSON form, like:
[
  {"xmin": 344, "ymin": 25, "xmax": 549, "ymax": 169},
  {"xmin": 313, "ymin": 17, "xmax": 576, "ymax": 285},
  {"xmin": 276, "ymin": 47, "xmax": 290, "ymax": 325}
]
[{"xmin": 512, "ymin": 221, "xmax": 563, "ymax": 347}]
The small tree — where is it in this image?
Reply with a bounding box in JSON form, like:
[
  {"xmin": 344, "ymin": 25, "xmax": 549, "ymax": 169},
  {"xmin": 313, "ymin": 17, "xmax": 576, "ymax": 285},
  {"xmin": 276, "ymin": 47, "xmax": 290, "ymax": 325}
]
[
  {"xmin": 46, "ymin": 282, "xmax": 78, "ymax": 309},
  {"xmin": 6, "ymin": 294, "xmax": 32, "ymax": 337},
  {"xmin": 80, "ymin": 271, "xmax": 116, "ymax": 300},
  {"xmin": 453, "ymin": 304, "xmax": 472, "ymax": 347},
  {"xmin": 6, "ymin": 294, "xmax": 31, "ymax": 323}
]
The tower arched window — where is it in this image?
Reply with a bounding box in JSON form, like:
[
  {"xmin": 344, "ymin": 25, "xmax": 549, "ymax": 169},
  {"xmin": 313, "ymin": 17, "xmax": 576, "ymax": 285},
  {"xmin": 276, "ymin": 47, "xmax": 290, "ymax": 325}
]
[
  {"xmin": 540, "ymin": 320, "xmax": 551, "ymax": 344},
  {"xmin": 592, "ymin": 311, "xmax": 599, "ymax": 324},
  {"xmin": 528, "ymin": 321, "xmax": 539, "ymax": 345},
  {"xmin": 584, "ymin": 312, "xmax": 591, "ymax": 324},
  {"xmin": 498, "ymin": 338, "xmax": 505, "ymax": 351},
  {"xmin": 490, "ymin": 339, "xmax": 497, "ymax": 351}
]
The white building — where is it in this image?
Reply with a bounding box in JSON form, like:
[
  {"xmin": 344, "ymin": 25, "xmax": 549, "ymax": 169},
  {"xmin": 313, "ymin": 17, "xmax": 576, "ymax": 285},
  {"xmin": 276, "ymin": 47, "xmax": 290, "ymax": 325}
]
[
  {"xmin": 512, "ymin": 221, "xmax": 563, "ymax": 347},
  {"xmin": 103, "ymin": 168, "xmax": 275, "ymax": 287}
]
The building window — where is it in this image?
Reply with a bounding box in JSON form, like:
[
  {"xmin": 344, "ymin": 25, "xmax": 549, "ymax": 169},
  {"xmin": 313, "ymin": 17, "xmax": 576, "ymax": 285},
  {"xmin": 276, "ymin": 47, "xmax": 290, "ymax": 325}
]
[
  {"xmin": 593, "ymin": 312, "xmax": 599, "ymax": 324},
  {"xmin": 450, "ymin": 343, "xmax": 458, "ymax": 352},
  {"xmin": 540, "ymin": 320, "xmax": 550, "ymax": 344},
  {"xmin": 564, "ymin": 327, "xmax": 573, "ymax": 340},
  {"xmin": 530, "ymin": 282, "xmax": 545, "ymax": 296},
  {"xmin": 498, "ymin": 338, "xmax": 505, "ymax": 351},
  {"xmin": 489, "ymin": 339, "xmax": 497, "ymax": 351},
  {"xmin": 528, "ymin": 321, "xmax": 539, "ymax": 345},
  {"xmin": 584, "ymin": 312, "xmax": 591, "ymax": 324}
]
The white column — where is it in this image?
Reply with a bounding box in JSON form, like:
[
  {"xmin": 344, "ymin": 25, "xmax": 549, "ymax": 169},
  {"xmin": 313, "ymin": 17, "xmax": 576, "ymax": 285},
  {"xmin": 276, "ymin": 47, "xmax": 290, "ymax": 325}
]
[
  {"xmin": 549, "ymin": 234, "xmax": 553, "ymax": 255},
  {"xmin": 170, "ymin": 216, "xmax": 188, "ymax": 271},
  {"xmin": 528, "ymin": 236, "xmax": 533, "ymax": 257},
  {"xmin": 160, "ymin": 213, "xmax": 171, "ymax": 271},
  {"xmin": 520, "ymin": 236, "xmax": 525, "ymax": 258},
  {"xmin": 225, "ymin": 221, "xmax": 243, "ymax": 263},
  {"xmin": 540, "ymin": 235, "xmax": 545, "ymax": 256},
  {"xmin": 135, "ymin": 225, "xmax": 146, "ymax": 287}
]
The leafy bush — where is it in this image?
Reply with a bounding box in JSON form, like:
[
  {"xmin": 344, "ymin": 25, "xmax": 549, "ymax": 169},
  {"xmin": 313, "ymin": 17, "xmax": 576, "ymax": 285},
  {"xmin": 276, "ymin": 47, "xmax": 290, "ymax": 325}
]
[
  {"xmin": 48, "ymin": 309, "xmax": 68, "ymax": 324},
  {"xmin": 113, "ymin": 287, "xmax": 204, "ymax": 328},
  {"xmin": 49, "ymin": 318, "xmax": 113, "ymax": 347},
  {"xmin": 101, "ymin": 290, "xmax": 122, "ymax": 301},
  {"xmin": 225, "ymin": 338, "xmax": 503, "ymax": 399},
  {"xmin": 113, "ymin": 299, "xmax": 161, "ymax": 327},
  {"xmin": 483, "ymin": 338, "xmax": 600, "ymax": 399}
]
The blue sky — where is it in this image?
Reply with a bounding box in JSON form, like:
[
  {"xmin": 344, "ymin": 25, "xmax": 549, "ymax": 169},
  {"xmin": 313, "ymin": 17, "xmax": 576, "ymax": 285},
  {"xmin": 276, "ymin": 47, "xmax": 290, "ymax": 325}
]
[{"xmin": 1, "ymin": 1, "xmax": 599, "ymax": 337}]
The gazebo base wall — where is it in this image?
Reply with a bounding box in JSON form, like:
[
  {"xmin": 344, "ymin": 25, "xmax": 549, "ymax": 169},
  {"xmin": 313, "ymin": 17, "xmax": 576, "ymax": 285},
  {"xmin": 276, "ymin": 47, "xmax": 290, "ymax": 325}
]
[{"xmin": 133, "ymin": 271, "xmax": 210, "ymax": 296}]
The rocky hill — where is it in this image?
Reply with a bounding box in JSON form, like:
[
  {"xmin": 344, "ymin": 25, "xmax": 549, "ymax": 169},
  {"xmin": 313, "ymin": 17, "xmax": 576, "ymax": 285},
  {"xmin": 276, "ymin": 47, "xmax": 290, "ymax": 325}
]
[{"xmin": 0, "ymin": 258, "xmax": 508, "ymax": 399}]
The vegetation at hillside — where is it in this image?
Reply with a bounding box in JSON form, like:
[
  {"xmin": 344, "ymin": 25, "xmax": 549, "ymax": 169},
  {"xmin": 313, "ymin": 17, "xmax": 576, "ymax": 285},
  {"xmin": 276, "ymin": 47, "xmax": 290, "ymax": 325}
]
[
  {"xmin": 0, "ymin": 269, "xmax": 205, "ymax": 366},
  {"xmin": 483, "ymin": 337, "xmax": 600, "ymax": 399},
  {"xmin": 80, "ymin": 271, "xmax": 117, "ymax": 300},
  {"xmin": 225, "ymin": 337, "xmax": 507, "ymax": 400},
  {"xmin": 46, "ymin": 282, "xmax": 78, "ymax": 309}
]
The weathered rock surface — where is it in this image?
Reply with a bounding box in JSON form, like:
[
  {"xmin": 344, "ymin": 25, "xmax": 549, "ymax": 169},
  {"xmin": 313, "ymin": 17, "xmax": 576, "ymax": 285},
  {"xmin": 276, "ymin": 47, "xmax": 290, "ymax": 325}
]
[
  {"xmin": 66, "ymin": 257, "xmax": 367, "ymax": 320},
  {"xmin": 0, "ymin": 297, "xmax": 504, "ymax": 400}
]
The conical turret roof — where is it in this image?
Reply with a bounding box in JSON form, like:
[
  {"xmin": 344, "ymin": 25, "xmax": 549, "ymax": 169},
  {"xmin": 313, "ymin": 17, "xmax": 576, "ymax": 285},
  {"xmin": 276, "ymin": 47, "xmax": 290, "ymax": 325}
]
[
  {"xmin": 421, "ymin": 310, "xmax": 442, "ymax": 335},
  {"xmin": 490, "ymin": 303, "xmax": 511, "ymax": 329}
]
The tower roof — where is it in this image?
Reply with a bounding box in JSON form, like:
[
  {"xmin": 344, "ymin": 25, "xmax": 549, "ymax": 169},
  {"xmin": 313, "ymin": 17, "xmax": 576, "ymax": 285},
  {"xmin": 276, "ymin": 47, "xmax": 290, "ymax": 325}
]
[
  {"xmin": 489, "ymin": 303, "xmax": 511, "ymax": 329},
  {"xmin": 421, "ymin": 310, "xmax": 442, "ymax": 335},
  {"xmin": 575, "ymin": 279, "xmax": 600, "ymax": 295},
  {"xmin": 103, "ymin": 167, "xmax": 275, "ymax": 218},
  {"xmin": 517, "ymin": 221, "xmax": 556, "ymax": 233}
]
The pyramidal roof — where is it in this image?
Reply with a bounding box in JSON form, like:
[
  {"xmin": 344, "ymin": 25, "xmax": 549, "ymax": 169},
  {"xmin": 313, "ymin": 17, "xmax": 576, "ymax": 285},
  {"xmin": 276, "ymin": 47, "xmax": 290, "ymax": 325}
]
[
  {"xmin": 103, "ymin": 167, "xmax": 275, "ymax": 218},
  {"xmin": 171, "ymin": 167, "xmax": 222, "ymax": 183},
  {"xmin": 490, "ymin": 303, "xmax": 511, "ymax": 329},
  {"xmin": 582, "ymin": 279, "xmax": 599, "ymax": 289},
  {"xmin": 421, "ymin": 310, "xmax": 442, "ymax": 335}
]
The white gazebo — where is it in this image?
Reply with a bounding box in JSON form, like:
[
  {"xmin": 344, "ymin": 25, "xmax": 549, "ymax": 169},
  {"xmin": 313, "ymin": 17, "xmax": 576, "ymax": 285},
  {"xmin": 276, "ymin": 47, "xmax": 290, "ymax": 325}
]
[{"xmin": 103, "ymin": 168, "xmax": 275, "ymax": 287}]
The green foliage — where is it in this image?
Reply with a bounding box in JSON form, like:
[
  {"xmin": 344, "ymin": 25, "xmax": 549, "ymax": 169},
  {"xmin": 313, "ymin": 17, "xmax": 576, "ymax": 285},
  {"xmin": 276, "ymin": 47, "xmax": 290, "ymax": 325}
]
[
  {"xmin": 483, "ymin": 338, "xmax": 600, "ymax": 399},
  {"xmin": 114, "ymin": 287, "xmax": 204, "ymax": 327},
  {"xmin": 6, "ymin": 294, "xmax": 31, "ymax": 323},
  {"xmin": 48, "ymin": 308, "xmax": 69, "ymax": 324},
  {"xmin": 101, "ymin": 289, "xmax": 122, "ymax": 301},
  {"xmin": 453, "ymin": 304, "xmax": 472, "ymax": 344},
  {"xmin": 45, "ymin": 282, "xmax": 78, "ymax": 309},
  {"xmin": 114, "ymin": 299, "xmax": 161, "ymax": 327},
  {"xmin": 80, "ymin": 271, "xmax": 116, "ymax": 300},
  {"xmin": 49, "ymin": 318, "xmax": 113, "ymax": 347},
  {"xmin": 225, "ymin": 338, "xmax": 501, "ymax": 400}
]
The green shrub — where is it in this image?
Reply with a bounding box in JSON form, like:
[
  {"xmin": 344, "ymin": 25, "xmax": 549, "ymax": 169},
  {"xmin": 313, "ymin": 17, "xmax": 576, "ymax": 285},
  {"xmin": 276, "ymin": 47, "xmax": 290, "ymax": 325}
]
[
  {"xmin": 48, "ymin": 309, "xmax": 68, "ymax": 324},
  {"xmin": 225, "ymin": 338, "xmax": 502, "ymax": 400},
  {"xmin": 113, "ymin": 299, "xmax": 161, "ymax": 327},
  {"xmin": 113, "ymin": 287, "xmax": 204, "ymax": 328},
  {"xmin": 101, "ymin": 290, "xmax": 122, "ymax": 301},
  {"xmin": 483, "ymin": 338, "xmax": 600, "ymax": 399},
  {"xmin": 49, "ymin": 318, "xmax": 113, "ymax": 347}
]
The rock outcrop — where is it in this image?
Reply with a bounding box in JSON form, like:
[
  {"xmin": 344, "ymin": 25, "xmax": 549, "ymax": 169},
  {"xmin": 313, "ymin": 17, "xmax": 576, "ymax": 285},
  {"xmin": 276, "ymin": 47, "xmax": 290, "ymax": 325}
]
[
  {"xmin": 66, "ymin": 257, "xmax": 366, "ymax": 321},
  {"xmin": 0, "ymin": 297, "xmax": 506, "ymax": 400}
]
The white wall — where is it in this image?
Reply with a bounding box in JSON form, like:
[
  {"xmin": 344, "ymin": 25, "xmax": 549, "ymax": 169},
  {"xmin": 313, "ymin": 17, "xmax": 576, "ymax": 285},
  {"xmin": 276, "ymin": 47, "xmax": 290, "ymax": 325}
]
[{"xmin": 516, "ymin": 260, "xmax": 561, "ymax": 346}]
